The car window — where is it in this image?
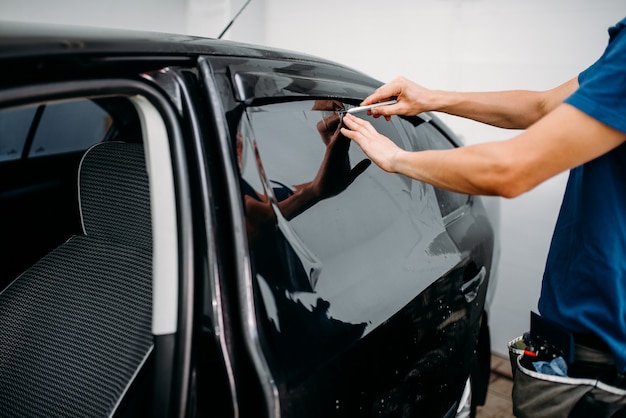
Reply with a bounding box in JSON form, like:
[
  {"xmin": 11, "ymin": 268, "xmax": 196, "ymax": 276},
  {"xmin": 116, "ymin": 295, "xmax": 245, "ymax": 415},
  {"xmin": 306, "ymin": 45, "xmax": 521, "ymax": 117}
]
[
  {"xmin": 399, "ymin": 119, "xmax": 470, "ymax": 218},
  {"xmin": 30, "ymin": 100, "xmax": 111, "ymax": 157},
  {"xmin": 0, "ymin": 106, "xmax": 38, "ymax": 162},
  {"xmin": 0, "ymin": 99, "xmax": 112, "ymax": 161},
  {"xmin": 240, "ymin": 100, "xmax": 462, "ymax": 383}
]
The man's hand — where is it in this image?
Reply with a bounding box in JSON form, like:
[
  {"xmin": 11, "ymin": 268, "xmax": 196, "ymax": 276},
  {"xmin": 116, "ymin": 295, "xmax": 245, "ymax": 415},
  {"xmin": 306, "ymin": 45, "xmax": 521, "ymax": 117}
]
[
  {"xmin": 340, "ymin": 113, "xmax": 402, "ymax": 173},
  {"xmin": 361, "ymin": 76, "xmax": 436, "ymax": 119}
]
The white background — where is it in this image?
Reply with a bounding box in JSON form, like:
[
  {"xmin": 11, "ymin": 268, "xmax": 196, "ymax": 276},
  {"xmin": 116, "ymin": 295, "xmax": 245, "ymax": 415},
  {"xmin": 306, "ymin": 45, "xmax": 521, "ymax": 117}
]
[{"xmin": 3, "ymin": 0, "xmax": 626, "ymax": 356}]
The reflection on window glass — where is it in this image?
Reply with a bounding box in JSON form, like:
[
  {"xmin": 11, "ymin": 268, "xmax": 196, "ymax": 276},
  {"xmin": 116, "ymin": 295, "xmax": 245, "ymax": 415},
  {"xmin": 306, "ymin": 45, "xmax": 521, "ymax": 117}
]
[
  {"xmin": 243, "ymin": 100, "xmax": 462, "ymax": 384},
  {"xmin": 29, "ymin": 100, "xmax": 111, "ymax": 158},
  {"xmin": 400, "ymin": 119, "xmax": 469, "ymax": 217},
  {"xmin": 239, "ymin": 103, "xmax": 368, "ymax": 384},
  {"xmin": 0, "ymin": 105, "xmax": 37, "ymax": 162}
]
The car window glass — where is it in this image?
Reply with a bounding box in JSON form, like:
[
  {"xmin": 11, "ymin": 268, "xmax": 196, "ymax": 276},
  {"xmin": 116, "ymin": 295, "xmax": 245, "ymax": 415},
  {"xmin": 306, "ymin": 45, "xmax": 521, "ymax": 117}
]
[
  {"xmin": 0, "ymin": 99, "xmax": 112, "ymax": 161},
  {"xmin": 240, "ymin": 100, "xmax": 462, "ymax": 383},
  {"xmin": 399, "ymin": 119, "xmax": 469, "ymax": 218},
  {"xmin": 29, "ymin": 100, "xmax": 111, "ymax": 158},
  {"xmin": 0, "ymin": 105, "xmax": 37, "ymax": 162}
]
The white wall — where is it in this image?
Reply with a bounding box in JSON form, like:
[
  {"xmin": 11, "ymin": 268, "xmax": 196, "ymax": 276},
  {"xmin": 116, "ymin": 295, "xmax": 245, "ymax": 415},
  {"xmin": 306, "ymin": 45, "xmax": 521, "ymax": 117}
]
[
  {"xmin": 3, "ymin": 0, "xmax": 625, "ymax": 357},
  {"xmin": 0, "ymin": 0, "xmax": 188, "ymax": 33}
]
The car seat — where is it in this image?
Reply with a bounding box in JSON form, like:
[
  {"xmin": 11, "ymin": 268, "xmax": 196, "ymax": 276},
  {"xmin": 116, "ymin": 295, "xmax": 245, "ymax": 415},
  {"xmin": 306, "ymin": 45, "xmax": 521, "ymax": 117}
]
[{"xmin": 0, "ymin": 141, "xmax": 153, "ymax": 417}]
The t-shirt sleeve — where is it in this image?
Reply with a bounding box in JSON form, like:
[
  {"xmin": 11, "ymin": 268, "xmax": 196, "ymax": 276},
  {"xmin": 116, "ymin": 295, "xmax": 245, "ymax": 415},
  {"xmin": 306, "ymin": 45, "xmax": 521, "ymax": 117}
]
[{"xmin": 565, "ymin": 19, "xmax": 626, "ymax": 135}]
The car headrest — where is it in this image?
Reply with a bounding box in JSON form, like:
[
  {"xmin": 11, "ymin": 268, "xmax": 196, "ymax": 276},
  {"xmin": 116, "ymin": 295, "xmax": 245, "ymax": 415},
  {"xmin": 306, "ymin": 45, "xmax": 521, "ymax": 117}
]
[{"xmin": 78, "ymin": 142, "xmax": 151, "ymax": 249}]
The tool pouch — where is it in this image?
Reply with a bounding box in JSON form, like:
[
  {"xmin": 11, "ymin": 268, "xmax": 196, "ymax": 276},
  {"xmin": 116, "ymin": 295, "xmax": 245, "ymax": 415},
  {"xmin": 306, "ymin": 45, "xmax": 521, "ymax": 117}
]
[{"xmin": 508, "ymin": 337, "xmax": 626, "ymax": 418}]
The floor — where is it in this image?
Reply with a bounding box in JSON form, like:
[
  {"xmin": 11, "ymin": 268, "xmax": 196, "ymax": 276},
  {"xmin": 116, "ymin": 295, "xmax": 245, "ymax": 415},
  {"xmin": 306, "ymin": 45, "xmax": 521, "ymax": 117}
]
[{"xmin": 476, "ymin": 354, "xmax": 515, "ymax": 418}]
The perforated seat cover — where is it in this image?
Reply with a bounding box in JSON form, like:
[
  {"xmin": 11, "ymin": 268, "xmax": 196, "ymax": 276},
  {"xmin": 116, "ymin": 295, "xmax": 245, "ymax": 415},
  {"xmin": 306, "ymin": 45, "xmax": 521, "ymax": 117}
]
[{"xmin": 0, "ymin": 142, "xmax": 153, "ymax": 417}]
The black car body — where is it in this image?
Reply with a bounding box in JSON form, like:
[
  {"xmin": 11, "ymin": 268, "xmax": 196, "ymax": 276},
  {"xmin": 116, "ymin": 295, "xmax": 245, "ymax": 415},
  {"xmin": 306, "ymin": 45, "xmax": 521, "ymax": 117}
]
[{"xmin": 0, "ymin": 22, "xmax": 499, "ymax": 418}]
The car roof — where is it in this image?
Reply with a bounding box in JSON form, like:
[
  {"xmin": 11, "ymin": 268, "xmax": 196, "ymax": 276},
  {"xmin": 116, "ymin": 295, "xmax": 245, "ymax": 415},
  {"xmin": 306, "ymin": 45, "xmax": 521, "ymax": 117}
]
[
  {"xmin": 0, "ymin": 21, "xmax": 384, "ymax": 104},
  {"xmin": 0, "ymin": 20, "xmax": 349, "ymax": 66}
]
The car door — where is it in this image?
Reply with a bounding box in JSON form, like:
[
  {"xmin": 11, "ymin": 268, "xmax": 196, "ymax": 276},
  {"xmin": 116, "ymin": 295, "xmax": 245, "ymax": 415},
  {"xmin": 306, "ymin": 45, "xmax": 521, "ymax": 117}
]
[
  {"xmin": 199, "ymin": 55, "xmax": 494, "ymax": 417},
  {"xmin": 240, "ymin": 99, "xmax": 495, "ymax": 417}
]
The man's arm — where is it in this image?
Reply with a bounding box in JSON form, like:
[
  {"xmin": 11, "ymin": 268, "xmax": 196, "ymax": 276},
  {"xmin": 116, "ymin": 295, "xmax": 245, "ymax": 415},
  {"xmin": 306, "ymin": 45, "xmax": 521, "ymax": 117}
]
[
  {"xmin": 341, "ymin": 103, "xmax": 625, "ymax": 198},
  {"xmin": 363, "ymin": 77, "xmax": 579, "ymax": 129},
  {"xmin": 427, "ymin": 77, "xmax": 579, "ymax": 129}
]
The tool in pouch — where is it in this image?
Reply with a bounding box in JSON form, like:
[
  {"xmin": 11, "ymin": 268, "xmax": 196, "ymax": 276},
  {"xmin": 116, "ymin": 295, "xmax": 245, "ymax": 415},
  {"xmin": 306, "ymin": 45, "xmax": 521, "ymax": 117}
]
[
  {"xmin": 508, "ymin": 312, "xmax": 626, "ymax": 418},
  {"xmin": 526, "ymin": 311, "xmax": 574, "ymax": 363}
]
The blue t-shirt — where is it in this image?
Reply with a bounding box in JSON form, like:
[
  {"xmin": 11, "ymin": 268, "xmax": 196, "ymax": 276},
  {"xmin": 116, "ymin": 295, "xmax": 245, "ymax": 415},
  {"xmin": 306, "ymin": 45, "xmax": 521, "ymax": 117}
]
[{"xmin": 538, "ymin": 17, "xmax": 626, "ymax": 372}]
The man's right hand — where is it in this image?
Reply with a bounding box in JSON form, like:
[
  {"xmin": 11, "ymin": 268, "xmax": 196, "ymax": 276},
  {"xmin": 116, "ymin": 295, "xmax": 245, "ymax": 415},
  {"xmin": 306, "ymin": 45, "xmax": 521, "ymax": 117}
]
[{"xmin": 361, "ymin": 76, "xmax": 436, "ymax": 120}]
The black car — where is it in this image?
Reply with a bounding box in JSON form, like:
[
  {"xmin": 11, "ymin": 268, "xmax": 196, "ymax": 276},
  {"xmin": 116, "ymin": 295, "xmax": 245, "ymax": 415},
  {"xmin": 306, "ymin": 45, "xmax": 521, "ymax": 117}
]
[{"xmin": 0, "ymin": 22, "xmax": 499, "ymax": 418}]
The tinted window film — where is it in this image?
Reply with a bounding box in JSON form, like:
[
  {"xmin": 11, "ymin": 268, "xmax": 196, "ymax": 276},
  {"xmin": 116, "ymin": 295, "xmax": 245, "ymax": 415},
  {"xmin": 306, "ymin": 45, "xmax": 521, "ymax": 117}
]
[
  {"xmin": 0, "ymin": 105, "xmax": 37, "ymax": 162},
  {"xmin": 241, "ymin": 101, "xmax": 461, "ymax": 383},
  {"xmin": 0, "ymin": 99, "xmax": 111, "ymax": 162},
  {"xmin": 399, "ymin": 119, "xmax": 469, "ymax": 217},
  {"xmin": 29, "ymin": 100, "xmax": 111, "ymax": 157}
]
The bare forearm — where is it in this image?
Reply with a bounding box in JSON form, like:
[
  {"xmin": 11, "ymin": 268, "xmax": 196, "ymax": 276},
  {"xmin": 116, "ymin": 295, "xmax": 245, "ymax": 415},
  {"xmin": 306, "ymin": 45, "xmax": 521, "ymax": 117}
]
[
  {"xmin": 364, "ymin": 77, "xmax": 578, "ymax": 129},
  {"xmin": 428, "ymin": 78, "xmax": 579, "ymax": 129},
  {"xmin": 392, "ymin": 144, "xmax": 520, "ymax": 197},
  {"xmin": 390, "ymin": 103, "xmax": 623, "ymax": 198},
  {"xmin": 430, "ymin": 90, "xmax": 547, "ymax": 129}
]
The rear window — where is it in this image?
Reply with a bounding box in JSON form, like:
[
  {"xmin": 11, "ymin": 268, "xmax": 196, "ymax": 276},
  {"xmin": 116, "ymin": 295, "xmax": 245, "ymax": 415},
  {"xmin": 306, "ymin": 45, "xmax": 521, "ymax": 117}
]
[
  {"xmin": 0, "ymin": 106, "xmax": 37, "ymax": 161},
  {"xmin": 0, "ymin": 99, "xmax": 111, "ymax": 162}
]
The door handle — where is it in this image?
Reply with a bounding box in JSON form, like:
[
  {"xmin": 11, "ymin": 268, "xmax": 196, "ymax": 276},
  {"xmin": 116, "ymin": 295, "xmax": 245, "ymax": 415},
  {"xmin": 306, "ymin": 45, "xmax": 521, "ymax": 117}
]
[{"xmin": 460, "ymin": 266, "xmax": 486, "ymax": 303}]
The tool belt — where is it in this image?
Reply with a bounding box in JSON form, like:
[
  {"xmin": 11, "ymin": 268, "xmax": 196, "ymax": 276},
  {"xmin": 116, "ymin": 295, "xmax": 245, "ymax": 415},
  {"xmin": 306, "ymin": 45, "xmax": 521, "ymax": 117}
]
[{"xmin": 509, "ymin": 326, "xmax": 626, "ymax": 417}]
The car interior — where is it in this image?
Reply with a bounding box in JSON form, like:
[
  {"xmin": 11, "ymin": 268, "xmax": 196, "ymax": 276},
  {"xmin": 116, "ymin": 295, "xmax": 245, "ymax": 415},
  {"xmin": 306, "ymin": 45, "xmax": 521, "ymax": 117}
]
[
  {"xmin": 0, "ymin": 96, "xmax": 155, "ymax": 417},
  {"xmin": 0, "ymin": 97, "xmax": 143, "ymax": 288}
]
